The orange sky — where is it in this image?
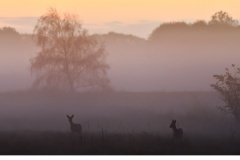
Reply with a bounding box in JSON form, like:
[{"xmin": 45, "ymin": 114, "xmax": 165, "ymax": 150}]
[
  {"xmin": 0, "ymin": 0, "xmax": 239, "ymax": 37},
  {"xmin": 0, "ymin": 0, "xmax": 239, "ymax": 22}
]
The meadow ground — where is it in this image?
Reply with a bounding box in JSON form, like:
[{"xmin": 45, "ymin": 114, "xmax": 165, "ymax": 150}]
[
  {"xmin": 1, "ymin": 91, "xmax": 240, "ymax": 155},
  {"xmin": 0, "ymin": 131, "xmax": 240, "ymax": 155}
]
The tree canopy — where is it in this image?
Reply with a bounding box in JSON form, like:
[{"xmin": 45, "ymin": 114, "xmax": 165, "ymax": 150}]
[
  {"xmin": 209, "ymin": 11, "xmax": 238, "ymax": 26},
  {"xmin": 31, "ymin": 8, "xmax": 110, "ymax": 92}
]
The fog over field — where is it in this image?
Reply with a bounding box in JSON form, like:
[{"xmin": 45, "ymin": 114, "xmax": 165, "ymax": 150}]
[
  {"xmin": 1, "ymin": 24, "xmax": 240, "ymax": 134},
  {"xmin": 0, "ymin": 92, "xmax": 233, "ymax": 134},
  {"xmin": 1, "ymin": 25, "xmax": 240, "ymax": 92}
]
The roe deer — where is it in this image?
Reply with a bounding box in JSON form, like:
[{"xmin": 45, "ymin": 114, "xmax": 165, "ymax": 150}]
[
  {"xmin": 67, "ymin": 114, "xmax": 82, "ymax": 141},
  {"xmin": 169, "ymin": 120, "xmax": 183, "ymax": 139}
]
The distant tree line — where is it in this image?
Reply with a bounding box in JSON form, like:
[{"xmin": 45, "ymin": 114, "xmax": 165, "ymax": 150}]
[
  {"xmin": 149, "ymin": 11, "xmax": 240, "ymax": 41},
  {"xmin": 2, "ymin": 11, "xmax": 240, "ymax": 43},
  {"xmin": 0, "ymin": 27, "xmax": 20, "ymax": 36}
]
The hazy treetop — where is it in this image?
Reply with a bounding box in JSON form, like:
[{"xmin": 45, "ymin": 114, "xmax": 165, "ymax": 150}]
[
  {"xmin": 0, "ymin": 27, "xmax": 20, "ymax": 37},
  {"xmin": 149, "ymin": 11, "xmax": 240, "ymax": 41}
]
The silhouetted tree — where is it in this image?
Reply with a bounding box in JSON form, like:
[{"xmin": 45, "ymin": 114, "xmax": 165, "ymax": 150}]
[
  {"xmin": 0, "ymin": 27, "xmax": 20, "ymax": 38},
  {"xmin": 148, "ymin": 11, "xmax": 240, "ymax": 42},
  {"xmin": 211, "ymin": 64, "xmax": 240, "ymax": 122},
  {"xmin": 0, "ymin": 27, "xmax": 22, "ymax": 45},
  {"xmin": 31, "ymin": 8, "xmax": 110, "ymax": 92},
  {"xmin": 191, "ymin": 20, "xmax": 208, "ymax": 28},
  {"xmin": 148, "ymin": 22, "xmax": 190, "ymax": 41},
  {"xmin": 209, "ymin": 11, "xmax": 238, "ymax": 26},
  {"xmin": 0, "ymin": 27, "xmax": 18, "ymax": 34}
]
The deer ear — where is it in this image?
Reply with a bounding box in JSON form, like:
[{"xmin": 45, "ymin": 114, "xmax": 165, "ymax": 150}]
[
  {"xmin": 67, "ymin": 115, "xmax": 70, "ymax": 118},
  {"xmin": 72, "ymin": 114, "xmax": 74, "ymax": 118}
]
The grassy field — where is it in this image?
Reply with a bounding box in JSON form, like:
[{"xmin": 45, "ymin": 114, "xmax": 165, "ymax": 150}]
[
  {"xmin": 1, "ymin": 130, "xmax": 240, "ymax": 155},
  {"xmin": 0, "ymin": 91, "xmax": 240, "ymax": 155}
]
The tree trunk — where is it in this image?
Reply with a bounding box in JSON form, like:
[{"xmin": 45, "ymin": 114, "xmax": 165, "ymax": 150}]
[
  {"xmin": 66, "ymin": 71, "xmax": 75, "ymax": 92},
  {"xmin": 64, "ymin": 59, "xmax": 75, "ymax": 92}
]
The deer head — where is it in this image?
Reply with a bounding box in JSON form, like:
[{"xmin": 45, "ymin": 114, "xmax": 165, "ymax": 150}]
[
  {"xmin": 169, "ymin": 120, "xmax": 176, "ymax": 129},
  {"xmin": 67, "ymin": 114, "xmax": 74, "ymax": 123}
]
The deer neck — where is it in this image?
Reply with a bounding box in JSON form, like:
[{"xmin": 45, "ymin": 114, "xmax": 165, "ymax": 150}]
[
  {"xmin": 69, "ymin": 121, "xmax": 74, "ymax": 126},
  {"xmin": 172, "ymin": 126, "xmax": 178, "ymax": 132}
]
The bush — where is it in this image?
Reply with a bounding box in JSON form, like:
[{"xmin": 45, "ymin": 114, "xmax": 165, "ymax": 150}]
[{"xmin": 211, "ymin": 64, "xmax": 240, "ymax": 121}]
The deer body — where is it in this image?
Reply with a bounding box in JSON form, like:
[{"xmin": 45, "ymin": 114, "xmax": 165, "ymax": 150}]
[
  {"xmin": 169, "ymin": 120, "xmax": 183, "ymax": 139},
  {"xmin": 67, "ymin": 115, "xmax": 82, "ymax": 136}
]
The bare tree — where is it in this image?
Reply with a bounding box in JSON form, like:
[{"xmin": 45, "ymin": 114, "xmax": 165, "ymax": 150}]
[
  {"xmin": 211, "ymin": 64, "xmax": 240, "ymax": 122},
  {"xmin": 31, "ymin": 8, "xmax": 110, "ymax": 92}
]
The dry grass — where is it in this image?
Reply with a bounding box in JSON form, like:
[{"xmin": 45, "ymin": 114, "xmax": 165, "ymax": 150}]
[{"xmin": 0, "ymin": 131, "xmax": 240, "ymax": 155}]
